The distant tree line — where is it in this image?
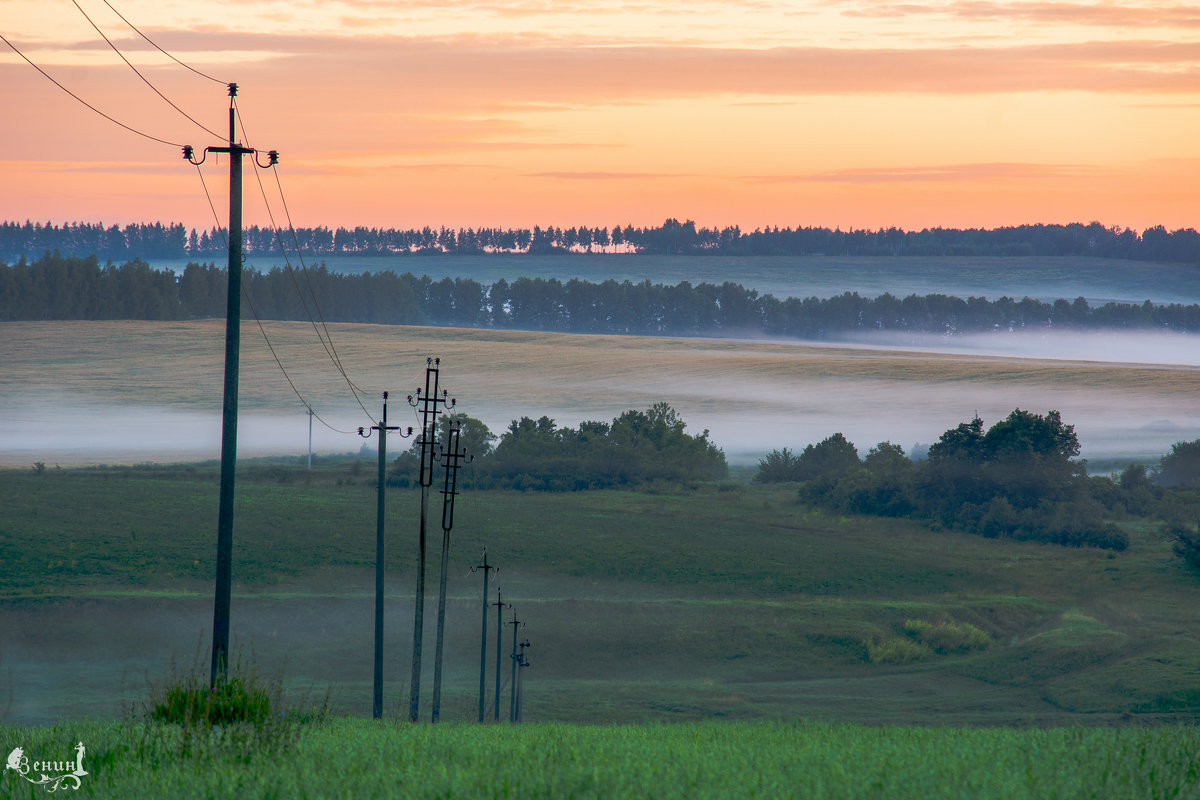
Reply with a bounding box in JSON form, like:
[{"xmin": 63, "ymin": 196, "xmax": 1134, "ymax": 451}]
[
  {"xmin": 6, "ymin": 252, "xmax": 1200, "ymax": 337},
  {"xmin": 755, "ymin": 411, "xmax": 1200, "ymax": 554},
  {"xmin": 387, "ymin": 403, "xmax": 727, "ymax": 491},
  {"xmin": 5, "ymin": 219, "xmax": 1200, "ymax": 263}
]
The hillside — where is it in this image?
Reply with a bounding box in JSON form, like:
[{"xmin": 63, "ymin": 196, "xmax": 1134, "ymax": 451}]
[{"xmin": 2, "ymin": 462, "xmax": 1196, "ymax": 726}]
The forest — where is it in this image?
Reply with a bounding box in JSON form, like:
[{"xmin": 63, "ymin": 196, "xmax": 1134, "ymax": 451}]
[
  {"xmin": 4, "ymin": 218, "xmax": 1200, "ymax": 262},
  {"xmin": 4, "ymin": 252, "xmax": 1200, "ymax": 336}
]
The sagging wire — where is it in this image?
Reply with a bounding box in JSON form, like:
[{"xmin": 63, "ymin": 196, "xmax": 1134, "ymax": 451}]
[
  {"xmin": 69, "ymin": 0, "xmax": 225, "ymax": 141},
  {"xmin": 0, "ymin": 31, "xmax": 184, "ymax": 148},
  {"xmin": 232, "ymin": 98, "xmax": 379, "ymax": 424},
  {"xmin": 193, "ymin": 163, "xmax": 360, "ymax": 435},
  {"xmin": 99, "ymin": 0, "xmax": 228, "ymax": 85}
]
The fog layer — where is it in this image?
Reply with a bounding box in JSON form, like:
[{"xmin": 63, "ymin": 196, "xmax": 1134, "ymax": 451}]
[{"xmin": 3, "ymin": 322, "xmax": 1197, "ymax": 471}]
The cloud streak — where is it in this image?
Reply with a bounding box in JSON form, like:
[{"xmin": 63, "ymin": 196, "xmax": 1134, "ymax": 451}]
[
  {"xmin": 233, "ymin": 36, "xmax": 1200, "ymax": 103},
  {"xmin": 844, "ymin": 2, "xmax": 1200, "ymax": 29},
  {"xmin": 744, "ymin": 162, "xmax": 1106, "ymax": 184}
]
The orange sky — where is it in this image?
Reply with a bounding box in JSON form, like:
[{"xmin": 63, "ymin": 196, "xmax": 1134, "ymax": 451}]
[{"xmin": 3, "ymin": 1, "xmax": 1200, "ymax": 232}]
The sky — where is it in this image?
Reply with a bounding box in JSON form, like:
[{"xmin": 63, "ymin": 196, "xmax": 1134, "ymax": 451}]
[{"xmin": 3, "ymin": 1, "xmax": 1200, "ymax": 233}]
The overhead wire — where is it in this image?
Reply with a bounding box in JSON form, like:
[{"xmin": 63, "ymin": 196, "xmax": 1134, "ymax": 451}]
[
  {"xmin": 235, "ymin": 99, "xmax": 370, "ymax": 393},
  {"xmin": 99, "ymin": 0, "xmax": 227, "ymax": 85},
  {"xmin": 68, "ymin": 0, "xmax": 225, "ymax": 141},
  {"xmin": 232, "ymin": 99, "xmax": 380, "ymax": 422},
  {"xmin": 9, "ymin": 3, "xmax": 377, "ymax": 433},
  {"xmin": 194, "ymin": 163, "xmax": 360, "ymax": 435},
  {"xmin": 0, "ymin": 31, "xmax": 184, "ymax": 148},
  {"xmin": 268, "ymin": 163, "xmax": 372, "ymax": 396}
]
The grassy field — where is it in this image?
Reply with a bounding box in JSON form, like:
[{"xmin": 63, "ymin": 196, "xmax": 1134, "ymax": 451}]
[
  {"xmin": 2, "ymin": 461, "xmax": 1199, "ymax": 729},
  {"xmin": 3, "ymin": 318, "xmax": 1200, "ymax": 794},
  {"xmin": 3, "ymin": 717, "xmax": 1198, "ymax": 799}
]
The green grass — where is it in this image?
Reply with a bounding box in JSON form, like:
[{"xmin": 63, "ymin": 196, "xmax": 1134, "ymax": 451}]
[
  {"xmin": 1, "ymin": 718, "xmax": 1197, "ymax": 799},
  {"xmin": 3, "ymin": 462, "xmax": 1200, "ymax": 796},
  {"xmin": 3, "ymin": 462, "xmax": 1200, "ymax": 727}
]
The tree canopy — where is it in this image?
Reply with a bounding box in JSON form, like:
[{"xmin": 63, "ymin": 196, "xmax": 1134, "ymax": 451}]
[
  {"xmin": 754, "ymin": 410, "xmax": 1126, "ymax": 550},
  {"xmin": 6, "ymin": 219, "xmax": 1200, "ymax": 264},
  {"xmin": 7, "ymin": 252, "xmax": 1200, "ymax": 340},
  {"xmin": 389, "ymin": 403, "xmax": 727, "ymax": 491}
]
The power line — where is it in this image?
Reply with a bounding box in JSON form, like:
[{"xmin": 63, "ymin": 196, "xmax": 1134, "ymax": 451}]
[
  {"xmin": 244, "ymin": 282, "xmax": 360, "ymax": 435},
  {"xmin": 193, "ymin": 163, "xmax": 358, "ymax": 435},
  {"xmin": 247, "ymin": 161, "xmax": 377, "ymax": 422},
  {"xmin": 233, "ymin": 100, "xmax": 378, "ymax": 417},
  {"xmin": 0, "ymin": 31, "xmax": 184, "ymax": 148},
  {"xmin": 270, "ymin": 165, "xmax": 371, "ymax": 396},
  {"xmin": 99, "ymin": 0, "xmax": 227, "ymax": 85},
  {"xmin": 69, "ymin": 0, "xmax": 225, "ymax": 141},
  {"xmin": 236, "ymin": 99, "xmax": 368, "ymax": 389}
]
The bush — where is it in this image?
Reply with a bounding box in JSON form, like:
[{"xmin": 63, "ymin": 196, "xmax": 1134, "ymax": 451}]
[
  {"xmin": 150, "ymin": 672, "xmax": 274, "ymax": 727},
  {"xmin": 776, "ymin": 412, "xmax": 1130, "ymax": 551},
  {"xmin": 865, "ymin": 636, "xmax": 930, "ymax": 664},
  {"xmin": 142, "ymin": 655, "xmax": 328, "ymax": 762},
  {"xmin": 754, "ymin": 447, "xmax": 801, "ymax": 483},
  {"xmin": 1159, "ymin": 440, "xmax": 1200, "ymax": 488},
  {"xmin": 1171, "ymin": 523, "xmax": 1200, "ymax": 572},
  {"xmin": 902, "ymin": 619, "xmax": 990, "ymax": 654}
]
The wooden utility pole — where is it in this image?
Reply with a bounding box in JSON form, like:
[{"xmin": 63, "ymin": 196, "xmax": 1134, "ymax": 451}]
[
  {"xmin": 407, "ymin": 358, "xmax": 454, "ymax": 722},
  {"xmin": 359, "ymin": 394, "xmax": 409, "ymax": 718},
  {"xmin": 185, "ymin": 83, "xmax": 276, "ymax": 687},
  {"xmin": 508, "ymin": 611, "xmax": 524, "ymax": 722},
  {"xmin": 515, "ymin": 638, "xmax": 530, "ymax": 723},
  {"xmin": 431, "ymin": 421, "xmax": 472, "ymax": 722},
  {"xmin": 492, "ymin": 588, "xmax": 510, "ymax": 721},
  {"xmin": 471, "ymin": 552, "xmax": 494, "ymax": 722}
]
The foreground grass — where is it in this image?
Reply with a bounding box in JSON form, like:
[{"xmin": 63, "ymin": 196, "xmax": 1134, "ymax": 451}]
[{"xmin": 2, "ymin": 719, "xmax": 1197, "ymax": 799}]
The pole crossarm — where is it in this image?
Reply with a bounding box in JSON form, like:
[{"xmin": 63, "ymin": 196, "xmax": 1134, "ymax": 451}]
[
  {"xmin": 437, "ymin": 421, "xmax": 473, "ymax": 531},
  {"xmin": 184, "ymin": 84, "xmax": 278, "ymax": 169},
  {"xmin": 409, "ymin": 357, "xmax": 456, "ymax": 488}
]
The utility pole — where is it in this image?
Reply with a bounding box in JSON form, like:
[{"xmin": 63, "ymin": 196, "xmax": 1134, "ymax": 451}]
[
  {"xmin": 358, "ymin": 393, "xmax": 410, "ymax": 719},
  {"xmin": 508, "ymin": 611, "xmax": 524, "ymax": 723},
  {"xmin": 431, "ymin": 420, "xmax": 472, "ymax": 722},
  {"xmin": 184, "ymin": 83, "xmax": 278, "ymax": 687},
  {"xmin": 470, "ymin": 551, "xmax": 494, "ymax": 722},
  {"xmin": 492, "ymin": 588, "xmax": 510, "ymax": 721},
  {"xmin": 407, "ymin": 358, "xmax": 454, "ymax": 722},
  {"xmin": 515, "ymin": 638, "xmax": 530, "ymax": 723},
  {"xmin": 307, "ymin": 406, "xmax": 314, "ymax": 471}
]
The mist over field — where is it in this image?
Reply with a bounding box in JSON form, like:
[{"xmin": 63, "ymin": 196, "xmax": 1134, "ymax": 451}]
[
  {"xmin": 2, "ymin": 324, "xmax": 1197, "ymax": 471},
  {"xmin": 837, "ymin": 328, "xmax": 1200, "ymax": 367}
]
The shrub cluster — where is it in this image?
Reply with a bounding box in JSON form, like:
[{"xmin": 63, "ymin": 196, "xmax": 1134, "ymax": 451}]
[
  {"xmin": 756, "ymin": 409, "xmax": 1129, "ymax": 550},
  {"xmin": 389, "ymin": 403, "xmax": 727, "ymax": 491}
]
